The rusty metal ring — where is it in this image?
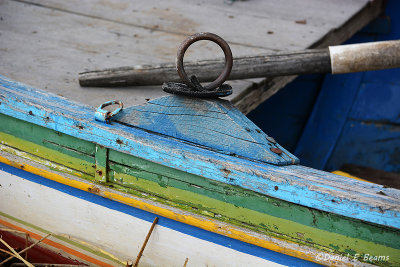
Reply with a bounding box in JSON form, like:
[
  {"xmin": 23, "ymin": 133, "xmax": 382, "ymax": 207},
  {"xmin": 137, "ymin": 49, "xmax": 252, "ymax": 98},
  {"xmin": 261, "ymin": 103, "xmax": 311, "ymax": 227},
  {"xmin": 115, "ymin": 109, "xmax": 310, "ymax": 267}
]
[{"xmin": 176, "ymin": 32, "xmax": 233, "ymax": 91}]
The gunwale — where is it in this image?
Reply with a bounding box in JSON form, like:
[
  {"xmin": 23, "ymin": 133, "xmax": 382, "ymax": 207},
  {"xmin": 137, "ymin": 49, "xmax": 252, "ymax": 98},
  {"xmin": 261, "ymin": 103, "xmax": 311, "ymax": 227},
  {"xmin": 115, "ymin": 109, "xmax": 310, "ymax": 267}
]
[
  {"xmin": 0, "ymin": 75, "xmax": 399, "ymax": 228},
  {"xmin": 1, "ymin": 75, "xmax": 400, "ymax": 266}
]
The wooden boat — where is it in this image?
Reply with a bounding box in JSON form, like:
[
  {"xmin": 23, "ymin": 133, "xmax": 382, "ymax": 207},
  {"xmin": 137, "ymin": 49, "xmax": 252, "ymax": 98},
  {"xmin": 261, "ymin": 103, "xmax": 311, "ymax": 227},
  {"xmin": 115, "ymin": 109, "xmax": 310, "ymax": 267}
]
[{"xmin": 0, "ymin": 74, "xmax": 399, "ymax": 266}]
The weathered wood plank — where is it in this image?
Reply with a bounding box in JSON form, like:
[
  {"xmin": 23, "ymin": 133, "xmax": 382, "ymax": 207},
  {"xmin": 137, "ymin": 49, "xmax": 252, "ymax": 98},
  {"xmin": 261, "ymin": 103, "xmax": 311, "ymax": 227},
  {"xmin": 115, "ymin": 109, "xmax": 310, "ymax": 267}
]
[
  {"xmin": 0, "ymin": 144, "xmax": 94, "ymax": 180},
  {"xmin": 0, "ymin": 0, "xmax": 382, "ymax": 114},
  {"xmin": 0, "ymin": 0, "xmax": 263, "ymax": 109},
  {"xmin": 20, "ymin": 0, "xmax": 366, "ymax": 50},
  {"xmin": 1, "ymin": 75, "xmax": 399, "ymax": 229},
  {"xmin": 0, "ymin": 113, "xmax": 95, "ymax": 175},
  {"xmin": 118, "ymin": 96, "xmax": 298, "ymax": 165}
]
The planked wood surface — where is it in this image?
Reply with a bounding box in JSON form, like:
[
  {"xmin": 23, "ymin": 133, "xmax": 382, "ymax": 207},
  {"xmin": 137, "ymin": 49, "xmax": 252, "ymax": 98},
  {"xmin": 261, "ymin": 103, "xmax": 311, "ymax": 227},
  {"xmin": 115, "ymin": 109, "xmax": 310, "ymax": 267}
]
[
  {"xmin": 118, "ymin": 95, "xmax": 299, "ymax": 165},
  {"xmin": 0, "ymin": 0, "xmax": 383, "ymax": 113}
]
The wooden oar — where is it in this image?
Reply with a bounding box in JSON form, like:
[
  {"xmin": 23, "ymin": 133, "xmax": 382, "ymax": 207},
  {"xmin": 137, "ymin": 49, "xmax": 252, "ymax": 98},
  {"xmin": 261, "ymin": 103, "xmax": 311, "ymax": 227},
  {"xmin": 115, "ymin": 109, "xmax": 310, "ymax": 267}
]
[{"xmin": 78, "ymin": 40, "xmax": 400, "ymax": 87}]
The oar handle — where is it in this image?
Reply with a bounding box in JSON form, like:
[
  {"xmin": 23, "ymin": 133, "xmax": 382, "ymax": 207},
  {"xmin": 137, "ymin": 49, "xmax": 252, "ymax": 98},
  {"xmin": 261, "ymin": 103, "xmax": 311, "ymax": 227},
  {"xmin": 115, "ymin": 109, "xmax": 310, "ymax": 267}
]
[{"xmin": 329, "ymin": 40, "xmax": 400, "ymax": 74}]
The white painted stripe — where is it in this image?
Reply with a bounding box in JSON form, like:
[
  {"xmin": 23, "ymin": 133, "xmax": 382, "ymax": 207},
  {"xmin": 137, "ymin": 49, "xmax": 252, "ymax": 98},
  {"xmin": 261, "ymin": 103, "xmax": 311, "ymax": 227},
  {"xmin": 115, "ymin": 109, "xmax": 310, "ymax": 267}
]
[{"xmin": 0, "ymin": 169, "xmax": 285, "ymax": 267}]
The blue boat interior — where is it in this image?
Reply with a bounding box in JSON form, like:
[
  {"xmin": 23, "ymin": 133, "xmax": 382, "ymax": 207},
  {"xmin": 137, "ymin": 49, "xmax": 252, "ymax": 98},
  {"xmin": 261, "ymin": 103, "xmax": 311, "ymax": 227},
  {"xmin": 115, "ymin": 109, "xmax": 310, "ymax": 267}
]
[{"xmin": 248, "ymin": 0, "xmax": 400, "ymax": 175}]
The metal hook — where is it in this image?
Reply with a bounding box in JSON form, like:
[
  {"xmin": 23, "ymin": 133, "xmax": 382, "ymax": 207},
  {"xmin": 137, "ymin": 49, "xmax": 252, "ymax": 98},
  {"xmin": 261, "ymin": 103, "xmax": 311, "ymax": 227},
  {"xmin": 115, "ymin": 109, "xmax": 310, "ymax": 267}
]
[{"xmin": 95, "ymin": 100, "xmax": 123, "ymax": 123}]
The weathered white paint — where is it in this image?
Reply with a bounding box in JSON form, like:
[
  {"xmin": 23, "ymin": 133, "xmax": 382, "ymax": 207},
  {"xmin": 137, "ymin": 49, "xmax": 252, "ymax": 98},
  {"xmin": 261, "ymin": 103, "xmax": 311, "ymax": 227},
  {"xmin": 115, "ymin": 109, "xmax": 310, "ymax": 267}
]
[
  {"xmin": 0, "ymin": 169, "xmax": 284, "ymax": 267},
  {"xmin": 329, "ymin": 40, "xmax": 400, "ymax": 74}
]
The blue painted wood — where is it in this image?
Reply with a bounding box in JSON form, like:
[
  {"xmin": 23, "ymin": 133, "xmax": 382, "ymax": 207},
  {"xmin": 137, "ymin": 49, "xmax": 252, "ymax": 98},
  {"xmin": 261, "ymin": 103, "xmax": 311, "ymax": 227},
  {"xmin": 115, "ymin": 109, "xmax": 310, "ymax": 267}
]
[
  {"xmin": 325, "ymin": 120, "xmax": 400, "ymax": 173},
  {"xmin": 360, "ymin": 16, "xmax": 391, "ymax": 35},
  {"xmin": 118, "ymin": 96, "xmax": 298, "ymax": 165},
  {"xmin": 1, "ymin": 75, "xmax": 400, "ymax": 229},
  {"xmin": 247, "ymin": 74, "xmax": 324, "ymax": 152},
  {"xmin": 324, "ymin": 82, "xmax": 400, "ymax": 172},
  {"xmin": 294, "ymin": 72, "xmax": 364, "ymax": 170},
  {"xmin": 349, "ymin": 82, "xmax": 400, "ymax": 124},
  {"xmin": 293, "ymin": 0, "xmax": 400, "ymax": 173},
  {"xmin": 0, "ymin": 76, "xmax": 94, "ymax": 119}
]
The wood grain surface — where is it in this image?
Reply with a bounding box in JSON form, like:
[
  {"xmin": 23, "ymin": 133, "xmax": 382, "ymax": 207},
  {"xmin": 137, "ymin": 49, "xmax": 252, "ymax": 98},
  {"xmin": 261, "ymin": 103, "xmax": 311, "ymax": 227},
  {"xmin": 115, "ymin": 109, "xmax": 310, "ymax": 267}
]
[{"xmin": 0, "ymin": 0, "xmax": 383, "ymax": 113}]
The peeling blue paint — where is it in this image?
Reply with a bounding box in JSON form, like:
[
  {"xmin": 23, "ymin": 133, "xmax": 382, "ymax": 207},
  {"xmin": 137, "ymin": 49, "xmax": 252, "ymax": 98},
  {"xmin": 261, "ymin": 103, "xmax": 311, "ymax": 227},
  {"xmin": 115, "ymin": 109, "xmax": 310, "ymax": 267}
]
[{"xmin": 0, "ymin": 75, "xmax": 399, "ymax": 229}]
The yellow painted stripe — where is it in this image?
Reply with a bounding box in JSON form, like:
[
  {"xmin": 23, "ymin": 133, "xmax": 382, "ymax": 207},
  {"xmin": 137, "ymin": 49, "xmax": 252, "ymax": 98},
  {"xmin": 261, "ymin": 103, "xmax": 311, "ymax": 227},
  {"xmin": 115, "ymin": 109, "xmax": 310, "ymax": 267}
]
[
  {"xmin": 332, "ymin": 170, "xmax": 372, "ymax": 183},
  {"xmin": 0, "ymin": 155, "xmax": 345, "ymax": 266}
]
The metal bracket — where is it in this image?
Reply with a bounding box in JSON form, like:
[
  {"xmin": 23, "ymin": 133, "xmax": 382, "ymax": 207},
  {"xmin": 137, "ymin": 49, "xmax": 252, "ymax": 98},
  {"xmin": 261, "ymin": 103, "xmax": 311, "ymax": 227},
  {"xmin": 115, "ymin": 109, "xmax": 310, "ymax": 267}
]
[{"xmin": 95, "ymin": 100, "xmax": 123, "ymax": 123}]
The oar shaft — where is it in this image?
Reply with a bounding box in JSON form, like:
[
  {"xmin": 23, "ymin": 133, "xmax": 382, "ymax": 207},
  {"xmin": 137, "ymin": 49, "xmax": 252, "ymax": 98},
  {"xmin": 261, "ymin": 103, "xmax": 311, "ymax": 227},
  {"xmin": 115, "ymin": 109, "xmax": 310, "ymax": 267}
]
[
  {"xmin": 78, "ymin": 40, "xmax": 400, "ymax": 87},
  {"xmin": 79, "ymin": 49, "xmax": 330, "ymax": 87}
]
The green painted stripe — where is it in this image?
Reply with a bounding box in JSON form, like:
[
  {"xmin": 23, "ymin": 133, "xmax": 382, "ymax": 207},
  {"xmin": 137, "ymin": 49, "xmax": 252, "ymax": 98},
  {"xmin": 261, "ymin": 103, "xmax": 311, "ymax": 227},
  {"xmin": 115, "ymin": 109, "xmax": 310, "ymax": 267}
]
[
  {"xmin": 0, "ymin": 132, "xmax": 95, "ymax": 175},
  {"xmin": 108, "ymin": 150, "xmax": 400, "ymax": 251},
  {"xmin": 1, "ymin": 143, "xmax": 94, "ymax": 180},
  {"xmin": 0, "ymin": 113, "xmax": 95, "ymax": 155},
  {"xmin": 95, "ymin": 144, "xmax": 108, "ymax": 182},
  {"xmin": 0, "ymin": 211, "xmax": 123, "ymax": 265},
  {"xmin": 108, "ymin": 162, "xmax": 400, "ymax": 265}
]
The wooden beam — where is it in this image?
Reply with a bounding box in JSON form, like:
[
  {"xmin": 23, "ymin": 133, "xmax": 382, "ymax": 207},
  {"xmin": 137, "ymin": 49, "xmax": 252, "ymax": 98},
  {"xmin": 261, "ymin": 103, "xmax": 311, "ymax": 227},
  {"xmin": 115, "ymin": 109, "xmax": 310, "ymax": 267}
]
[
  {"xmin": 78, "ymin": 39, "xmax": 400, "ymax": 87},
  {"xmin": 78, "ymin": 49, "xmax": 331, "ymax": 87}
]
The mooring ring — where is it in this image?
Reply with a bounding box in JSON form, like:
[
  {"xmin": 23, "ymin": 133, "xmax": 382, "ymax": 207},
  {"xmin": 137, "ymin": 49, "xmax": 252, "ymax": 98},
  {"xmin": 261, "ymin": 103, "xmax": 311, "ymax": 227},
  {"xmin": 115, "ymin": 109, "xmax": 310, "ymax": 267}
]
[{"xmin": 176, "ymin": 32, "xmax": 233, "ymax": 91}]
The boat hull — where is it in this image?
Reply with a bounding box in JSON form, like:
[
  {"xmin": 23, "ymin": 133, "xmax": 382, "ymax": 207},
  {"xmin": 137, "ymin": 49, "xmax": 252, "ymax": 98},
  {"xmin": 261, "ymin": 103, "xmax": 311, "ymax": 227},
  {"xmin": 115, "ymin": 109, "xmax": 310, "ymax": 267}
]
[
  {"xmin": 0, "ymin": 162, "xmax": 314, "ymax": 267},
  {"xmin": 1, "ymin": 75, "xmax": 399, "ymax": 266}
]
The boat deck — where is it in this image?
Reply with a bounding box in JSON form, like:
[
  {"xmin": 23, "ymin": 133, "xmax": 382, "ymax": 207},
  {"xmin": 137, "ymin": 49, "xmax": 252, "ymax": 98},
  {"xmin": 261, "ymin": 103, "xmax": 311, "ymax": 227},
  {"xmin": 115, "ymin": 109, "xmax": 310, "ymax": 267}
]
[{"xmin": 0, "ymin": 0, "xmax": 383, "ymax": 113}]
